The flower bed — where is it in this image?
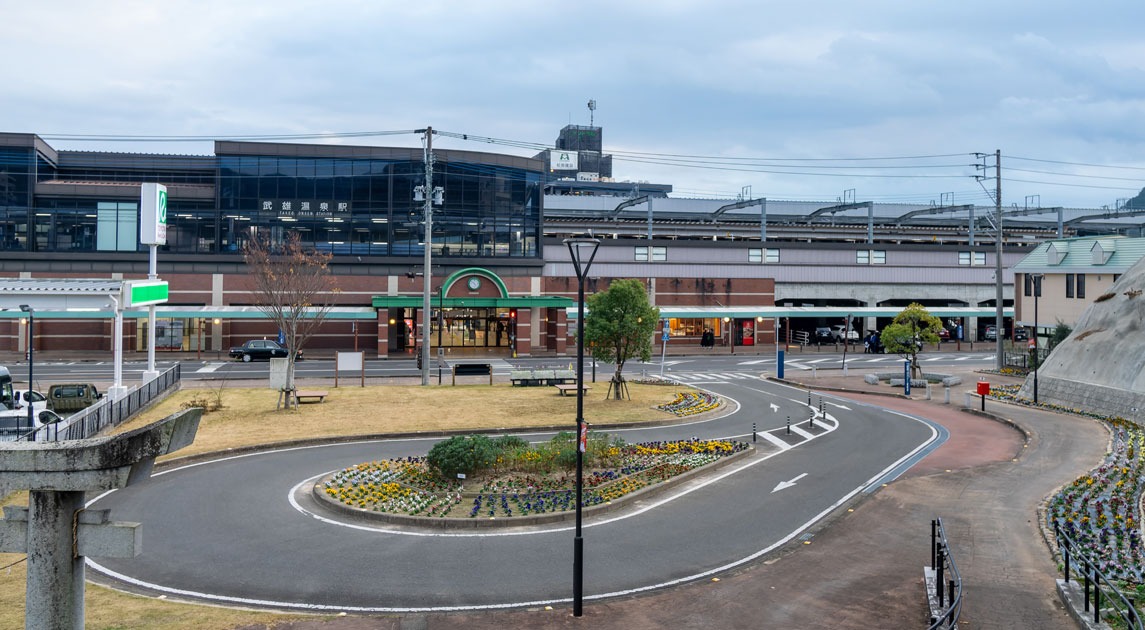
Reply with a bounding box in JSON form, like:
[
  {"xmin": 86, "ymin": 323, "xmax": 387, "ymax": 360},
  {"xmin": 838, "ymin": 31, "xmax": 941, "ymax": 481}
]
[
  {"xmin": 1047, "ymin": 418, "xmax": 1145, "ymax": 583},
  {"xmin": 655, "ymin": 392, "xmax": 720, "ymax": 416},
  {"xmin": 321, "ymin": 438, "xmax": 748, "ymax": 519}
]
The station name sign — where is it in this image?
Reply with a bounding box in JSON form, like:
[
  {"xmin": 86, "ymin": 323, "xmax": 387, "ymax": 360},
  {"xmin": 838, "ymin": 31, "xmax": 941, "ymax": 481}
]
[{"xmin": 261, "ymin": 199, "xmax": 352, "ymax": 219}]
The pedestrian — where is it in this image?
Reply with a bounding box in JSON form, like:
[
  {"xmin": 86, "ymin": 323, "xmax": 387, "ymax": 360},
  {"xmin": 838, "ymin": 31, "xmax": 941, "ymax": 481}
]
[
  {"xmin": 495, "ymin": 320, "xmax": 504, "ymax": 346},
  {"xmin": 701, "ymin": 329, "xmax": 714, "ymax": 350}
]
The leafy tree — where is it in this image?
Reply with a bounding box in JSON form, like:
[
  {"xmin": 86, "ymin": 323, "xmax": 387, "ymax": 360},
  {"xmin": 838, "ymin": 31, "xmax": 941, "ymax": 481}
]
[
  {"xmin": 880, "ymin": 303, "xmax": 943, "ymax": 378},
  {"xmin": 583, "ymin": 278, "xmax": 660, "ymax": 400},
  {"xmin": 242, "ymin": 231, "xmax": 338, "ymax": 408},
  {"xmin": 1048, "ymin": 321, "xmax": 1073, "ymax": 351}
]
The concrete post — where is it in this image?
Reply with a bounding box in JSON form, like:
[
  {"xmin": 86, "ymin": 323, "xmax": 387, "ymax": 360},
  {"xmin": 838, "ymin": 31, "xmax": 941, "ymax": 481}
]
[
  {"xmin": 25, "ymin": 491, "xmax": 87, "ymax": 630},
  {"xmin": 0, "ymin": 408, "xmax": 201, "ymax": 630}
]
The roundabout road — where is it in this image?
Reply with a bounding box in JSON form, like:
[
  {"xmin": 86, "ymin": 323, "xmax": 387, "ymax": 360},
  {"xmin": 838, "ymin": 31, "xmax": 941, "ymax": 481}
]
[{"xmin": 87, "ymin": 377, "xmax": 941, "ymax": 612}]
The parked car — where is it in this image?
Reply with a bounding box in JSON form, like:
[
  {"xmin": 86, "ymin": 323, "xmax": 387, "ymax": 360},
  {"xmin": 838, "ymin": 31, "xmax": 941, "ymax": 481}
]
[
  {"xmin": 813, "ymin": 327, "xmax": 834, "ymax": 345},
  {"xmin": 1014, "ymin": 327, "xmax": 1029, "ymax": 341},
  {"xmin": 830, "ymin": 324, "xmax": 860, "ymax": 343},
  {"xmin": 984, "ymin": 325, "xmax": 997, "ymax": 341},
  {"xmin": 47, "ymin": 383, "xmax": 103, "ymax": 413},
  {"xmin": 229, "ymin": 339, "xmax": 303, "ymax": 362},
  {"xmin": 937, "ymin": 328, "xmax": 951, "ymax": 342}
]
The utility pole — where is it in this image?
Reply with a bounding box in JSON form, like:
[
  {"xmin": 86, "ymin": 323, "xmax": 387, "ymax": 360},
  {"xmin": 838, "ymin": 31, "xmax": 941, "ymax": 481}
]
[
  {"xmin": 421, "ymin": 127, "xmax": 434, "ymax": 386},
  {"xmin": 994, "ymin": 149, "xmax": 1004, "ymax": 370}
]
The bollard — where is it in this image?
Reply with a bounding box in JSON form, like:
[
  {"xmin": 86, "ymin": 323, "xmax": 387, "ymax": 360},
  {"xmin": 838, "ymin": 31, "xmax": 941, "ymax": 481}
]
[
  {"xmin": 786, "ymin": 416, "xmax": 791, "ymax": 435},
  {"xmin": 936, "ymin": 544, "xmax": 945, "ymax": 608},
  {"xmin": 944, "ymin": 387, "xmax": 950, "ymax": 405},
  {"xmin": 925, "ymin": 383, "xmax": 932, "ymax": 401},
  {"xmin": 808, "ymin": 411, "xmax": 814, "ymax": 429},
  {"xmin": 808, "ymin": 391, "xmax": 812, "ymax": 405},
  {"xmin": 819, "ymin": 398, "xmax": 824, "ymax": 415},
  {"xmin": 931, "ymin": 519, "xmax": 937, "ymax": 569},
  {"xmin": 752, "ymin": 422, "xmax": 757, "ymax": 443},
  {"xmin": 812, "ymin": 366, "xmax": 817, "ymax": 379}
]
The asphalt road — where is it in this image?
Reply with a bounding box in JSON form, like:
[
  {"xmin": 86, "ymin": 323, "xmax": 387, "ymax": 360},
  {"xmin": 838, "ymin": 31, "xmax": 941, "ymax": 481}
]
[
  {"xmin": 8, "ymin": 349, "xmax": 998, "ymax": 386},
  {"xmin": 86, "ymin": 376, "xmax": 941, "ymax": 612}
]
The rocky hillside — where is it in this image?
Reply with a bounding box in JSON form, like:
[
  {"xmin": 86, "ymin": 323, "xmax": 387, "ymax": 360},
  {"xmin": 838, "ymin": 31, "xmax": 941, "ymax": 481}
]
[{"xmin": 1018, "ymin": 256, "xmax": 1145, "ymax": 420}]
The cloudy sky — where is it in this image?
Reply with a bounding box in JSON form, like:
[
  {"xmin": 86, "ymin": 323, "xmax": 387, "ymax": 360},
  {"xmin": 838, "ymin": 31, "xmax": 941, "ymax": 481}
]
[{"xmin": 4, "ymin": 0, "xmax": 1145, "ymax": 208}]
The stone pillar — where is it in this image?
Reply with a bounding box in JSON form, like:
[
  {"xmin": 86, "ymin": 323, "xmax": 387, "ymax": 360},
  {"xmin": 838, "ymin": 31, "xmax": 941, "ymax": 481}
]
[
  {"xmin": 553, "ymin": 308, "xmax": 568, "ymax": 355},
  {"xmin": 25, "ymin": 490, "xmax": 86, "ymax": 630},
  {"xmin": 0, "ymin": 408, "xmax": 200, "ymax": 630},
  {"xmin": 377, "ymin": 311, "xmax": 389, "ymax": 359},
  {"xmin": 516, "ymin": 309, "xmax": 533, "ymax": 356}
]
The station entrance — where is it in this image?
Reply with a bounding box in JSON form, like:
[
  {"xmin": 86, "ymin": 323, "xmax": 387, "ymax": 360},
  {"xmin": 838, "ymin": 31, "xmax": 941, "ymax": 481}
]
[{"xmin": 433, "ymin": 307, "xmax": 513, "ymax": 349}]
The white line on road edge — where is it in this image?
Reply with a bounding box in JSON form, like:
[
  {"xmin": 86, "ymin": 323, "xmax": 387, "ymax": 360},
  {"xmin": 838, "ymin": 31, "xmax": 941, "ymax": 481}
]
[{"xmin": 86, "ymin": 384, "xmax": 935, "ymax": 615}]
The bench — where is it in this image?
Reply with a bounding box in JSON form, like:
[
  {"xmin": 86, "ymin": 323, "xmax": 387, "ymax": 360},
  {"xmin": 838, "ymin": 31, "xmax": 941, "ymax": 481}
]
[
  {"xmin": 553, "ymin": 383, "xmax": 591, "ymax": 396},
  {"xmin": 452, "ymin": 363, "xmax": 493, "ymax": 385},
  {"xmin": 510, "ymin": 370, "xmax": 539, "ymax": 387},
  {"xmin": 552, "ymin": 369, "xmax": 576, "ymax": 385},
  {"xmin": 294, "ymin": 390, "xmax": 329, "ymax": 404}
]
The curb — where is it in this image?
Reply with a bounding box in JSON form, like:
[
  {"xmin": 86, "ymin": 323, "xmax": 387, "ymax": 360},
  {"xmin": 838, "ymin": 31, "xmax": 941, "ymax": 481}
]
[{"xmin": 307, "ymin": 446, "xmax": 756, "ymax": 529}]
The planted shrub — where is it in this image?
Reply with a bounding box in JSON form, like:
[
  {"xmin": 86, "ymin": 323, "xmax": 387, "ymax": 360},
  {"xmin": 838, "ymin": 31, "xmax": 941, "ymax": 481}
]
[{"xmin": 427, "ymin": 435, "xmax": 499, "ymax": 478}]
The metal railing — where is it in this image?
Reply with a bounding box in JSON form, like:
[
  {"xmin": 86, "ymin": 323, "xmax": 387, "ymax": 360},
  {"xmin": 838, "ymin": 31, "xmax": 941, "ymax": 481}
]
[
  {"xmin": 1054, "ymin": 522, "xmax": 1144, "ymax": 629},
  {"xmin": 51, "ymin": 364, "xmax": 182, "ymax": 441},
  {"xmin": 928, "ymin": 517, "xmax": 963, "ymax": 629}
]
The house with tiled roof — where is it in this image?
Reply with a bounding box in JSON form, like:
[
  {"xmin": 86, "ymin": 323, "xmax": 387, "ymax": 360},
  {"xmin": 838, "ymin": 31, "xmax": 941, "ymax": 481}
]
[{"xmin": 1012, "ymin": 236, "xmax": 1145, "ymax": 347}]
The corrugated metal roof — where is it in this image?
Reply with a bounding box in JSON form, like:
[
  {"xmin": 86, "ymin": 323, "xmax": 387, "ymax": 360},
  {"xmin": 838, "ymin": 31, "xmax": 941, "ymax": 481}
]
[
  {"xmin": 1013, "ymin": 236, "xmax": 1145, "ymax": 273},
  {"xmin": 0, "ymin": 279, "xmax": 123, "ymax": 293}
]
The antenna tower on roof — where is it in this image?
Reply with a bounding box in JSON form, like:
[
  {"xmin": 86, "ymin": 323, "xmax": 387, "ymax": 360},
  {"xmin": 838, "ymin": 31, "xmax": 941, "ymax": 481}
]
[{"xmin": 587, "ymin": 99, "xmax": 597, "ymax": 127}]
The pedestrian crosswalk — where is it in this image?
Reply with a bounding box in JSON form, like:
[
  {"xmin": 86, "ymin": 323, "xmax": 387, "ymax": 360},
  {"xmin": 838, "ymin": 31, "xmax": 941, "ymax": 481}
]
[{"xmin": 668, "ymin": 371, "xmax": 762, "ymax": 383}]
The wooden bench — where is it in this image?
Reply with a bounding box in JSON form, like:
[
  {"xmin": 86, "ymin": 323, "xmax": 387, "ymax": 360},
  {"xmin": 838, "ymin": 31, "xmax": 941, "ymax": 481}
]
[
  {"xmin": 294, "ymin": 390, "xmax": 329, "ymax": 403},
  {"xmin": 452, "ymin": 363, "xmax": 493, "ymax": 385},
  {"xmin": 553, "ymin": 384, "xmax": 590, "ymax": 396}
]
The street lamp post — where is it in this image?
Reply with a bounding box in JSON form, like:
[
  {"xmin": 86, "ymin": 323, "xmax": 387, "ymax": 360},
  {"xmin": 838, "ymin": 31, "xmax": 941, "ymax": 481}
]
[
  {"xmin": 565, "ymin": 237, "xmax": 599, "ymax": 618},
  {"xmin": 1032, "ymin": 274, "xmax": 1043, "ymax": 404},
  {"xmin": 723, "ymin": 316, "xmax": 734, "ymax": 354},
  {"xmin": 19, "ymin": 304, "xmax": 33, "ymax": 433}
]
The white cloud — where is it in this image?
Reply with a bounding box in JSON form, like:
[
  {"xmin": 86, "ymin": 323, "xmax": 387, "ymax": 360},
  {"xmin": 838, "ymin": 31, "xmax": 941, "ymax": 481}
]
[{"xmin": 3, "ymin": 0, "xmax": 1145, "ymax": 206}]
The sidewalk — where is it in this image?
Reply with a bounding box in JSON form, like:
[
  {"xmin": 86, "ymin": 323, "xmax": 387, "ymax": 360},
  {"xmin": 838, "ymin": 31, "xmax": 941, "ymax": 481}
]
[{"xmin": 228, "ymin": 365, "xmax": 1106, "ymax": 629}]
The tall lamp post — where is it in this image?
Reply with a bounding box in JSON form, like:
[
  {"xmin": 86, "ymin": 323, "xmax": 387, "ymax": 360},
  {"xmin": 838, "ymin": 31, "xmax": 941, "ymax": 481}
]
[
  {"xmin": 565, "ymin": 237, "xmax": 599, "ymax": 618},
  {"xmin": 19, "ymin": 304, "xmax": 34, "ymax": 433},
  {"xmin": 1031, "ymin": 273, "xmax": 1043, "ymax": 404},
  {"xmin": 723, "ymin": 316, "xmax": 734, "ymax": 354}
]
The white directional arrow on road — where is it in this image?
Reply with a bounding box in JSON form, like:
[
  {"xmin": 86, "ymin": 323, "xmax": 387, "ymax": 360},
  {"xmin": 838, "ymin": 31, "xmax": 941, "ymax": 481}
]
[
  {"xmin": 825, "ymin": 401, "xmax": 851, "ymax": 410},
  {"xmin": 770, "ymin": 403, "xmax": 780, "ymax": 413},
  {"xmin": 772, "ymin": 473, "xmax": 808, "ymax": 493}
]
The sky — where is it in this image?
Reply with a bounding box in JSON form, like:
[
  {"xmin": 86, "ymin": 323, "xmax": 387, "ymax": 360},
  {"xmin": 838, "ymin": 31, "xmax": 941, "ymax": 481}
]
[{"xmin": 4, "ymin": 0, "xmax": 1145, "ymax": 209}]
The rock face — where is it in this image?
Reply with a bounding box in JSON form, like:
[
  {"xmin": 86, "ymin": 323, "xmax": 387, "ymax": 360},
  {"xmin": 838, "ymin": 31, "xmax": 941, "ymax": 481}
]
[{"xmin": 1018, "ymin": 257, "xmax": 1145, "ymax": 420}]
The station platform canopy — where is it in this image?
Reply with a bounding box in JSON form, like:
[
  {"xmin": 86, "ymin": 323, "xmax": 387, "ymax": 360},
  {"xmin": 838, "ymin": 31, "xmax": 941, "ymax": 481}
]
[{"xmin": 567, "ymin": 305, "xmax": 1014, "ymax": 320}]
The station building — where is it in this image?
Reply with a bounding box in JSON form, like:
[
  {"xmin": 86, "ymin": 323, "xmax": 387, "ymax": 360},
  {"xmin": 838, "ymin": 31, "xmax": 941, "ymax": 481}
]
[{"xmin": 3, "ymin": 127, "xmax": 1139, "ymax": 358}]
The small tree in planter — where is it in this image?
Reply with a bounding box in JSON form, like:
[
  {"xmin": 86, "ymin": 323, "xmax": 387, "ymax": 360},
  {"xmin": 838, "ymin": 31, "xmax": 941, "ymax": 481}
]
[
  {"xmin": 881, "ymin": 302, "xmax": 943, "ymax": 378},
  {"xmin": 584, "ymin": 278, "xmax": 660, "ymax": 400}
]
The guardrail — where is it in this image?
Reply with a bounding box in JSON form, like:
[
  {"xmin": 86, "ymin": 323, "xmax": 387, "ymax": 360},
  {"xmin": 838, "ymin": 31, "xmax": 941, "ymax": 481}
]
[
  {"xmin": 927, "ymin": 517, "xmax": 963, "ymax": 629},
  {"xmin": 1054, "ymin": 521, "xmax": 1143, "ymax": 628},
  {"xmin": 52, "ymin": 364, "xmax": 182, "ymax": 441}
]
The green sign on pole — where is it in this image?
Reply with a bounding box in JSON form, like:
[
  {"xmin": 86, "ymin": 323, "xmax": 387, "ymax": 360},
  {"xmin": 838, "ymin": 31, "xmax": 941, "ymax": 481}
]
[{"xmin": 126, "ymin": 281, "xmax": 169, "ymax": 308}]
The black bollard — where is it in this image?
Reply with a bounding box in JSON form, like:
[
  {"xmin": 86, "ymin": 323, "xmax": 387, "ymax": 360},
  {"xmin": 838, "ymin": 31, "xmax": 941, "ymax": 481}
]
[
  {"xmin": 819, "ymin": 398, "xmax": 824, "ymax": 415},
  {"xmin": 808, "ymin": 391, "xmax": 812, "ymax": 405},
  {"xmin": 752, "ymin": 422, "xmax": 757, "ymax": 443},
  {"xmin": 786, "ymin": 416, "xmax": 791, "ymax": 435}
]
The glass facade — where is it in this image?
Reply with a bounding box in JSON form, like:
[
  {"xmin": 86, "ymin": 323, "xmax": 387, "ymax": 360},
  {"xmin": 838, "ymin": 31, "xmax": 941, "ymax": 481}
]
[
  {"xmin": 216, "ymin": 154, "xmax": 541, "ymax": 257},
  {"xmin": 0, "ymin": 137, "xmax": 544, "ymax": 259}
]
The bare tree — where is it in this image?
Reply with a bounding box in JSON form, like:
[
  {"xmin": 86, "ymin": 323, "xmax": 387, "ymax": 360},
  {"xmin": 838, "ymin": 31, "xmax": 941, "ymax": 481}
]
[{"xmin": 242, "ymin": 231, "xmax": 337, "ymax": 408}]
